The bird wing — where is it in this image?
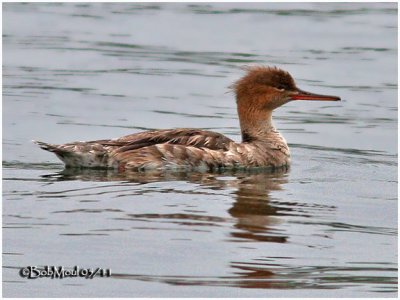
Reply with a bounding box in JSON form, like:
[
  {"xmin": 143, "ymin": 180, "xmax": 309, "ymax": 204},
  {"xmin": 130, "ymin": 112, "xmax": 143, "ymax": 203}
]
[
  {"xmin": 102, "ymin": 128, "xmax": 235, "ymax": 153},
  {"xmin": 103, "ymin": 129, "xmax": 237, "ymax": 170}
]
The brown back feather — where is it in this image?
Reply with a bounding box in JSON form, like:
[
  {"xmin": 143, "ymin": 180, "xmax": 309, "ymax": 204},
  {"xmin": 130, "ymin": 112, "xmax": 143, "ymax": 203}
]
[{"xmin": 110, "ymin": 128, "xmax": 235, "ymax": 154}]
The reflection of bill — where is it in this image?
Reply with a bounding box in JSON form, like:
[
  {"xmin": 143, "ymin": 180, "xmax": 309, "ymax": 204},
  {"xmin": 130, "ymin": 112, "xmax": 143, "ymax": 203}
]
[{"xmin": 19, "ymin": 265, "xmax": 111, "ymax": 279}]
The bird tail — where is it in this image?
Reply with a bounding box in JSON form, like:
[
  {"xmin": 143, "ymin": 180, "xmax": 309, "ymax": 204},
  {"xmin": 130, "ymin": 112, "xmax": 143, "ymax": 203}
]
[
  {"xmin": 33, "ymin": 140, "xmax": 110, "ymax": 168},
  {"xmin": 32, "ymin": 140, "xmax": 63, "ymax": 153}
]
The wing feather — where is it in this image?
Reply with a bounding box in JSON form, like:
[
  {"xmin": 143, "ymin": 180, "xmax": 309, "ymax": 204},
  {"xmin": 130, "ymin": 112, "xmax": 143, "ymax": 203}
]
[{"xmin": 111, "ymin": 128, "xmax": 235, "ymax": 153}]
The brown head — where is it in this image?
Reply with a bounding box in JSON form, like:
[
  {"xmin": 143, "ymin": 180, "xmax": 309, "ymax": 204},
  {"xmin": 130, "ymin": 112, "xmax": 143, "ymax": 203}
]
[
  {"xmin": 233, "ymin": 66, "xmax": 340, "ymax": 141},
  {"xmin": 234, "ymin": 65, "xmax": 340, "ymax": 110}
]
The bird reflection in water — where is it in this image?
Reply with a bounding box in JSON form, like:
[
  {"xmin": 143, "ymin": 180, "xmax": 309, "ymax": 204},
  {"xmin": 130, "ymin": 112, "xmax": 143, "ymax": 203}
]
[
  {"xmin": 45, "ymin": 168, "xmax": 290, "ymax": 244},
  {"xmin": 42, "ymin": 167, "xmax": 294, "ymax": 289},
  {"xmin": 228, "ymin": 170, "xmax": 288, "ymax": 244}
]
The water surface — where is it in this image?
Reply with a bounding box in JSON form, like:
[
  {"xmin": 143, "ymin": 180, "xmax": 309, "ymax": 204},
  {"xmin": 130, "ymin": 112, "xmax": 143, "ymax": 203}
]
[{"xmin": 2, "ymin": 2, "xmax": 398, "ymax": 297}]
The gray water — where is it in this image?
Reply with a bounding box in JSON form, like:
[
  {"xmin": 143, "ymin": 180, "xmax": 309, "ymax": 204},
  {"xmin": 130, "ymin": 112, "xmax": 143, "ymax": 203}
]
[{"xmin": 2, "ymin": 2, "xmax": 398, "ymax": 297}]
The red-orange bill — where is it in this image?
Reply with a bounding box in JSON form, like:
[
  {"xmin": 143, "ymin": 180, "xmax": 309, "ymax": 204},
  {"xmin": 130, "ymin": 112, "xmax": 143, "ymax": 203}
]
[{"xmin": 290, "ymin": 88, "xmax": 341, "ymax": 101}]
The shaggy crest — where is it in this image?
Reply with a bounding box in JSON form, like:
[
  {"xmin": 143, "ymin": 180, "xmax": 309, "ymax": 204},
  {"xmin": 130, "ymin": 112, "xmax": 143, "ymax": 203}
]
[{"xmin": 233, "ymin": 66, "xmax": 297, "ymax": 97}]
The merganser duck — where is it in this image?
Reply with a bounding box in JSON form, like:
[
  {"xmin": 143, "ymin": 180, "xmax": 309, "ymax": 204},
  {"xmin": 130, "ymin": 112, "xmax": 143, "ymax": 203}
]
[{"xmin": 34, "ymin": 66, "xmax": 340, "ymax": 172}]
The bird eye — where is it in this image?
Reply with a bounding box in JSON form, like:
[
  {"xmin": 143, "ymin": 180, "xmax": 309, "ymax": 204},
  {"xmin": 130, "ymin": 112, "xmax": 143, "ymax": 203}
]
[{"xmin": 277, "ymin": 85, "xmax": 285, "ymax": 91}]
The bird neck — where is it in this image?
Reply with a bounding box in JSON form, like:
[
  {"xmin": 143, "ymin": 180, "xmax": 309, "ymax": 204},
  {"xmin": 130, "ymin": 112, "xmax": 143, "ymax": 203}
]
[{"xmin": 238, "ymin": 107, "xmax": 276, "ymax": 143}]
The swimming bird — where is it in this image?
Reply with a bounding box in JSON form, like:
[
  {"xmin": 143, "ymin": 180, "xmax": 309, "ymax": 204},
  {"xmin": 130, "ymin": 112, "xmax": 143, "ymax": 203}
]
[{"xmin": 34, "ymin": 66, "xmax": 340, "ymax": 172}]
